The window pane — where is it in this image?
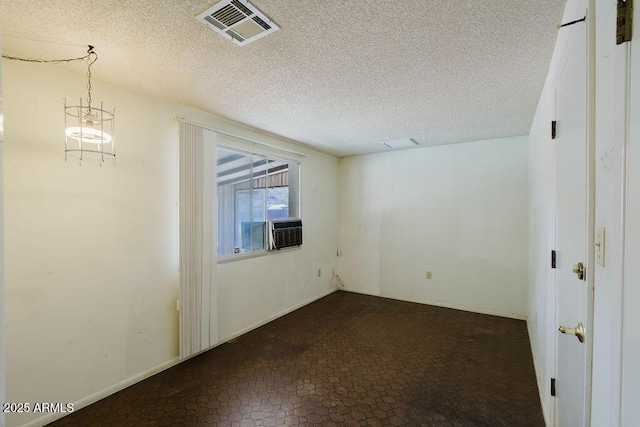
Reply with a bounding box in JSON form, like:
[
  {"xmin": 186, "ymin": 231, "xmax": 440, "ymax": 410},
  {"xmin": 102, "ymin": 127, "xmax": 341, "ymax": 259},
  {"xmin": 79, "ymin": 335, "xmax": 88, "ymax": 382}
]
[
  {"xmin": 265, "ymin": 158, "xmax": 289, "ymax": 219},
  {"xmin": 237, "ymin": 188, "xmax": 265, "ymax": 251},
  {"xmin": 288, "ymin": 161, "xmax": 300, "ymax": 218},
  {"xmin": 217, "ymin": 148, "xmax": 255, "ymax": 255},
  {"xmin": 267, "ymin": 187, "xmax": 289, "ymax": 219}
]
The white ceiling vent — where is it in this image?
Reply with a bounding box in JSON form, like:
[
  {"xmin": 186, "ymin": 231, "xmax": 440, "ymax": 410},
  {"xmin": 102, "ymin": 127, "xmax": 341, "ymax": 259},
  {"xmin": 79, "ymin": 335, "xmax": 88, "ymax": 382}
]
[{"xmin": 196, "ymin": 0, "xmax": 279, "ymax": 46}]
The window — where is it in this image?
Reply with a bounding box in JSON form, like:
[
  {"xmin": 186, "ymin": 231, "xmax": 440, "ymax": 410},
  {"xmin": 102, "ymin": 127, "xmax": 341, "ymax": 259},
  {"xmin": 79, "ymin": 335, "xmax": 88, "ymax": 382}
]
[{"xmin": 216, "ymin": 147, "xmax": 300, "ymax": 257}]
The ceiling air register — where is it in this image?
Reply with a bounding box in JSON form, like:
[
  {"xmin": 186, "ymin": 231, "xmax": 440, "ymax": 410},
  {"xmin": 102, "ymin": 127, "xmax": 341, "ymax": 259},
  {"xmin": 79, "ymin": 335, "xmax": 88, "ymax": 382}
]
[{"xmin": 196, "ymin": 0, "xmax": 279, "ymax": 46}]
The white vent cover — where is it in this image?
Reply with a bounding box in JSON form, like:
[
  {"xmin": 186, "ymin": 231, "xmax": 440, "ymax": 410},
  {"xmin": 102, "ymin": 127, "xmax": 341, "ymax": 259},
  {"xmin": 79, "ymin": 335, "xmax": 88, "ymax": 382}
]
[{"xmin": 196, "ymin": 0, "xmax": 279, "ymax": 46}]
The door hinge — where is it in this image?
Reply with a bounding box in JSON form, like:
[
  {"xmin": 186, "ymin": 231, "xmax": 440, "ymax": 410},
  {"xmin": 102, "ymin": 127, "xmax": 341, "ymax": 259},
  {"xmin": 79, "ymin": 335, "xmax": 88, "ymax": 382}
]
[
  {"xmin": 617, "ymin": 0, "xmax": 633, "ymax": 45},
  {"xmin": 551, "ymin": 120, "xmax": 557, "ymax": 140},
  {"xmin": 551, "ymin": 378, "xmax": 556, "ymax": 397},
  {"xmin": 551, "ymin": 250, "xmax": 557, "ymax": 269}
]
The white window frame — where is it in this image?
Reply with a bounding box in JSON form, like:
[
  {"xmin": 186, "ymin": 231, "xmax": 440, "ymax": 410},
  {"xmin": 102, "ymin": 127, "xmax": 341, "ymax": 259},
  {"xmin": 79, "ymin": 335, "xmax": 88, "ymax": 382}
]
[{"xmin": 216, "ymin": 143, "xmax": 301, "ymax": 263}]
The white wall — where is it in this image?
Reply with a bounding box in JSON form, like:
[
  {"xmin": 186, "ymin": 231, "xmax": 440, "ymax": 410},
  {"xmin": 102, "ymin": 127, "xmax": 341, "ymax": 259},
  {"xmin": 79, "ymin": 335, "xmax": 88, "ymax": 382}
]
[
  {"xmin": 217, "ymin": 148, "xmax": 339, "ymax": 340},
  {"xmin": 3, "ymin": 60, "xmax": 339, "ymax": 426},
  {"xmin": 336, "ymin": 136, "xmax": 529, "ymax": 319},
  {"xmin": 621, "ymin": 0, "xmax": 640, "ymax": 423}
]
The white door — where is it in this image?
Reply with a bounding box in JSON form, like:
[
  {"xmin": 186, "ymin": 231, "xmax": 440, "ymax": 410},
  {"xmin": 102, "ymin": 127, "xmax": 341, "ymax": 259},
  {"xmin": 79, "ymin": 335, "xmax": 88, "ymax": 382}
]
[{"xmin": 554, "ymin": 17, "xmax": 592, "ymax": 427}]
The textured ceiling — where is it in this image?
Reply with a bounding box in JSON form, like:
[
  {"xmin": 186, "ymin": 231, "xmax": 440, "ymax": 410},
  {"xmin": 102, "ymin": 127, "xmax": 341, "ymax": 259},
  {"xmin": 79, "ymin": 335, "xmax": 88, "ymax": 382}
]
[{"xmin": 2, "ymin": 0, "xmax": 566, "ymax": 156}]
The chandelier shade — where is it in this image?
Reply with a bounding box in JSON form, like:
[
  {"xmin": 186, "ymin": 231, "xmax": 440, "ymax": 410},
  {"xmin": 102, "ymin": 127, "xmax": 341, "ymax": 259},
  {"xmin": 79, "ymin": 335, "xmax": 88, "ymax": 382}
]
[{"xmin": 64, "ymin": 98, "xmax": 115, "ymax": 163}]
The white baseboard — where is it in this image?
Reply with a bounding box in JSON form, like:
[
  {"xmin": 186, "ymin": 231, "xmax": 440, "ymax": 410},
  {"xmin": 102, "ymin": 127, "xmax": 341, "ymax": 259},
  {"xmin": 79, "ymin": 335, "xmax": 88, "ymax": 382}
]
[
  {"xmin": 341, "ymin": 287, "xmax": 527, "ymax": 320},
  {"xmin": 22, "ymin": 357, "xmax": 181, "ymax": 427}
]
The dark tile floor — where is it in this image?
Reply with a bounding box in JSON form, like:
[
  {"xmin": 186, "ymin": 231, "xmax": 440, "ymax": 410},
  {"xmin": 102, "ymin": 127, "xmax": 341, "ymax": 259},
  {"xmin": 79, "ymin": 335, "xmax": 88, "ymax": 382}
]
[{"xmin": 49, "ymin": 291, "xmax": 544, "ymax": 426}]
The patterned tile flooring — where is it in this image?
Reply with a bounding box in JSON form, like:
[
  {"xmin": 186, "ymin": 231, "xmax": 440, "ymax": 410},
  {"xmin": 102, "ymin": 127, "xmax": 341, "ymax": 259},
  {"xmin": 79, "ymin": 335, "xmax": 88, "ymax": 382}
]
[{"xmin": 49, "ymin": 291, "xmax": 544, "ymax": 426}]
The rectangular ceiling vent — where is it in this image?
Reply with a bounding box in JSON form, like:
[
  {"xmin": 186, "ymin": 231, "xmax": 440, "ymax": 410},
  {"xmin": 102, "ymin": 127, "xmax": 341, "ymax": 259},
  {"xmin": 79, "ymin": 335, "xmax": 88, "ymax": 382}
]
[{"xmin": 196, "ymin": 0, "xmax": 279, "ymax": 46}]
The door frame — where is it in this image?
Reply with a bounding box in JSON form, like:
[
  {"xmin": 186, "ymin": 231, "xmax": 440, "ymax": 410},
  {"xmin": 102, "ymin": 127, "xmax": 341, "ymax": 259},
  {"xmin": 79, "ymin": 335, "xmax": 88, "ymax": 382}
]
[{"xmin": 584, "ymin": 0, "xmax": 596, "ymax": 423}]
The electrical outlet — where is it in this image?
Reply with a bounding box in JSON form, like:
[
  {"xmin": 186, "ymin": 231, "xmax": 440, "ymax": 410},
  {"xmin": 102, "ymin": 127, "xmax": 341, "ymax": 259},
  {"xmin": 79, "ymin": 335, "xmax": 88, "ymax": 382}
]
[{"xmin": 426, "ymin": 271, "xmax": 432, "ymax": 280}]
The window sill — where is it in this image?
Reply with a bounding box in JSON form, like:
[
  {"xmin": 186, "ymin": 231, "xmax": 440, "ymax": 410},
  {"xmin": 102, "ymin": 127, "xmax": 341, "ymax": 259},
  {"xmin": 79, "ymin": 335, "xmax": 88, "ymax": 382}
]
[{"xmin": 217, "ymin": 246, "xmax": 301, "ymax": 264}]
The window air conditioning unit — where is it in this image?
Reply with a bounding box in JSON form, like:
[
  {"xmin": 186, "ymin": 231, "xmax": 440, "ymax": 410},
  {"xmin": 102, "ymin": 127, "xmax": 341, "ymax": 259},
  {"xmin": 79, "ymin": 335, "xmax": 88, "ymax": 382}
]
[{"xmin": 267, "ymin": 219, "xmax": 302, "ymax": 250}]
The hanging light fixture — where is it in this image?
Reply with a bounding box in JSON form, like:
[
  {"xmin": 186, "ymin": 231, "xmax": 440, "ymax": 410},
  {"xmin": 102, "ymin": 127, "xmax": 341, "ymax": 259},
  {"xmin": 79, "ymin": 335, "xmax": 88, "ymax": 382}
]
[
  {"xmin": 3, "ymin": 45, "xmax": 116, "ymax": 165},
  {"xmin": 64, "ymin": 46, "xmax": 116, "ymax": 165}
]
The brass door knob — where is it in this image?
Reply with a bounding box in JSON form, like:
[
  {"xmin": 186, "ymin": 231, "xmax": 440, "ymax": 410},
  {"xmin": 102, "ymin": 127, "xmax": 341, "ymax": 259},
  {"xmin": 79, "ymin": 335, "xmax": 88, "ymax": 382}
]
[
  {"xmin": 572, "ymin": 262, "xmax": 585, "ymax": 280},
  {"xmin": 558, "ymin": 322, "xmax": 585, "ymax": 343}
]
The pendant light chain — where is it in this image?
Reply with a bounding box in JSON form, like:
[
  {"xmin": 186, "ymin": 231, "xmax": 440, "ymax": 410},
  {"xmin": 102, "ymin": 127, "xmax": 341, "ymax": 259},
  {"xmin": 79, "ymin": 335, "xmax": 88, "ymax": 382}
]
[
  {"xmin": 3, "ymin": 44, "xmax": 99, "ymax": 110},
  {"xmin": 1, "ymin": 51, "xmax": 91, "ymax": 63},
  {"xmin": 86, "ymin": 46, "xmax": 97, "ymax": 111}
]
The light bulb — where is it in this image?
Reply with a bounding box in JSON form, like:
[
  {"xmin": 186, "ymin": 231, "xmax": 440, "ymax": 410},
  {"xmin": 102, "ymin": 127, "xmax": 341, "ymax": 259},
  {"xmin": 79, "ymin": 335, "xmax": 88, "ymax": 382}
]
[{"xmin": 65, "ymin": 126, "xmax": 113, "ymax": 144}]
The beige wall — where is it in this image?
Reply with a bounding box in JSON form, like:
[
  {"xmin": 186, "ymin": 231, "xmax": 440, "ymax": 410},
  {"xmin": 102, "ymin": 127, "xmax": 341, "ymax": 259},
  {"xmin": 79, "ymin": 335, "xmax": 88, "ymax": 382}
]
[
  {"xmin": 0, "ymin": 11, "xmax": 6, "ymax": 427},
  {"xmin": 3, "ymin": 59, "xmax": 181, "ymax": 426},
  {"xmin": 3, "ymin": 59, "xmax": 339, "ymax": 427}
]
